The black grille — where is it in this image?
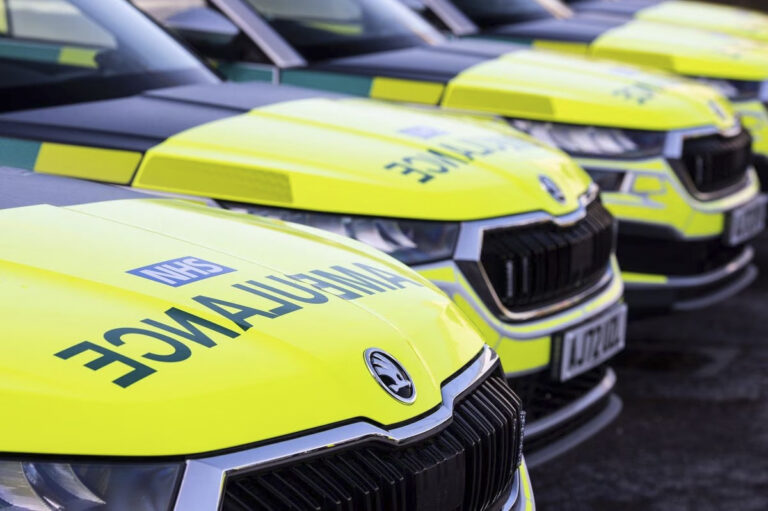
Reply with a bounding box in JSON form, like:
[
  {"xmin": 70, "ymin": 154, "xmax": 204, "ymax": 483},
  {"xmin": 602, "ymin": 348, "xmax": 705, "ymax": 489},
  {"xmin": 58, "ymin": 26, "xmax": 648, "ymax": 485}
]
[
  {"xmin": 617, "ymin": 225, "xmax": 745, "ymax": 276},
  {"xmin": 675, "ymin": 129, "xmax": 752, "ymax": 196},
  {"xmin": 222, "ymin": 373, "xmax": 523, "ymax": 511},
  {"xmin": 478, "ymin": 201, "xmax": 615, "ymax": 312}
]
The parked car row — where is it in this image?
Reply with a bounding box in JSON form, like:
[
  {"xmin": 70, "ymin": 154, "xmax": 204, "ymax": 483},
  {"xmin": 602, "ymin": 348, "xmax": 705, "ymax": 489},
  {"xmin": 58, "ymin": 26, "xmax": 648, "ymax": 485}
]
[{"xmin": 0, "ymin": 0, "xmax": 765, "ymax": 509}]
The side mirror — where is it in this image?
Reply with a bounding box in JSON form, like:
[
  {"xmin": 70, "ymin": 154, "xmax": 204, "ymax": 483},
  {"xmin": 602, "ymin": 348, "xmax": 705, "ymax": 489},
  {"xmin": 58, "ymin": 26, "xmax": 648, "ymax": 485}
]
[{"xmin": 165, "ymin": 7, "xmax": 240, "ymax": 48}]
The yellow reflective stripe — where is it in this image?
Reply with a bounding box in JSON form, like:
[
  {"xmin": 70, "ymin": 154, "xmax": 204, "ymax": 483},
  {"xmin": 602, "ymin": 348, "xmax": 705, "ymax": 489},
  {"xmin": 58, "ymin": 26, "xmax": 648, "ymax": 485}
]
[
  {"xmin": 533, "ymin": 40, "xmax": 589, "ymax": 55},
  {"xmin": 35, "ymin": 143, "xmax": 142, "ymax": 184},
  {"xmin": 493, "ymin": 335, "xmax": 551, "ymax": 374},
  {"xmin": 520, "ymin": 462, "xmax": 534, "ymax": 511},
  {"xmin": 0, "ymin": 0, "xmax": 7, "ymax": 34},
  {"xmin": 370, "ymin": 77, "xmax": 444, "ymax": 104},
  {"xmin": 58, "ymin": 47, "xmax": 98, "ymax": 68},
  {"xmin": 452, "ymin": 293, "xmax": 501, "ymax": 345},
  {"xmin": 622, "ymin": 271, "xmax": 669, "ymax": 285}
]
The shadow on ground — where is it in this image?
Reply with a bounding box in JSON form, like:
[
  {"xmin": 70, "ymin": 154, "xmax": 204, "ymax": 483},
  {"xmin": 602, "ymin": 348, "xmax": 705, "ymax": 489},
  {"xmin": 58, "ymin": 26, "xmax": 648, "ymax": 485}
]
[{"xmin": 530, "ymin": 232, "xmax": 768, "ymax": 511}]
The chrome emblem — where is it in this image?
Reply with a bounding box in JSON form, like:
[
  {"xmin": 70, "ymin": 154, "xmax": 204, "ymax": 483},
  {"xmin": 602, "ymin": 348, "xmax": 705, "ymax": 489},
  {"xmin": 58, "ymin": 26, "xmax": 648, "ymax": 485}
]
[
  {"xmin": 539, "ymin": 175, "xmax": 566, "ymax": 204},
  {"xmin": 365, "ymin": 349, "xmax": 416, "ymax": 404}
]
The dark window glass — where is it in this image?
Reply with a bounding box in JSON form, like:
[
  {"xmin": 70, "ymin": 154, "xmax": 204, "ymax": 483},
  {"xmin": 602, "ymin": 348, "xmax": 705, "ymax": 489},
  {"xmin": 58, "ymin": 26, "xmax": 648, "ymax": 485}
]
[
  {"xmin": 240, "ymin": 0, "xmax": 445, "ymax": 61},
  {"xmin": 0, "ymin": 0, "xmax": 217, "ymax": 112}
]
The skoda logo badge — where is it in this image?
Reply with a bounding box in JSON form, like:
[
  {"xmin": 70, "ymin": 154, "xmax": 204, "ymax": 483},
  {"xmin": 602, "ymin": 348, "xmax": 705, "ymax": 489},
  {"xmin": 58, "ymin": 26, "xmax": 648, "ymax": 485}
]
[
  {"xmin": 539, "ymin": 175, "xmax": 566, "ymax": 204},
  {"xmin": 365, "ymin": 349, "xmax": 416, "ymax": 404}
]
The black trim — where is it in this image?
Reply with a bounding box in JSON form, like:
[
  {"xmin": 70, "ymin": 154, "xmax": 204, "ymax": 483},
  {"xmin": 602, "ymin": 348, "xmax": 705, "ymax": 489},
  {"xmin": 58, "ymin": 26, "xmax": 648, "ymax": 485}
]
[
  {"xmin": 483, "ymin": 15, "xmax": 625, "ymax": 44},
  {"xmin": 0, "ymin": 167, "xmax": 148, "ymax": 209},
  {"xmin": 0, "ymin": 82, "xmax": 334, "ymax": 153},
  {"xmin": 0, "ymin": 68, "xmax": 216, "ymax": 114},
  {"xmin": 616, "ymin": 220, "xmax": 746, "ymax": 277},
  {"xmin": 313, "ymin": 44, "xmax": 486, "ymax": 82},
  {"xmin": 625, "ymin": 263, "xmax": 757, "ymax": 311}
]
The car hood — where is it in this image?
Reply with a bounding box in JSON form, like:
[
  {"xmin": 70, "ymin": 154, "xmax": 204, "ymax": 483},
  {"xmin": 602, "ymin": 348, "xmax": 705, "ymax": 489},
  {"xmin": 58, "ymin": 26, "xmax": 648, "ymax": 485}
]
[
  {"xmin": 0, "ymin": 170, "xmax": 486, "ymax": 456},
  {"xmin": 134, "ymin": 86, "xmax": 590, "ymax": 221},
  {"xmin": 634, "ymin": 1, "xmax": 768, "ymax": 43},
  {"xmin": 311, "ymin": 40, "xmax": 735, "ymax": 130},
  {"xmin": 443, "ymin": 44, "xmax": 736, "ymax": 130},
  {"xmin": 0, "ymin": 82, "xmax": 590, "ymax": 222},
  {"xmin": 593, "ymin": 19, "xmax": 768, "ymax": 80}
]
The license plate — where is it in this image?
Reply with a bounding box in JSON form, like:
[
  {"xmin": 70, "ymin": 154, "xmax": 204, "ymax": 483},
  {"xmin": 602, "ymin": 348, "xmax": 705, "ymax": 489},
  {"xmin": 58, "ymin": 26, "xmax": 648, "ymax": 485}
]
[
  {"xmin": 727, "ymin": 195, "xmax": 767, "ymax": 246},
  {"xmin": 555, "ymin": 305, "xmax": 627, "ymax": 382}
]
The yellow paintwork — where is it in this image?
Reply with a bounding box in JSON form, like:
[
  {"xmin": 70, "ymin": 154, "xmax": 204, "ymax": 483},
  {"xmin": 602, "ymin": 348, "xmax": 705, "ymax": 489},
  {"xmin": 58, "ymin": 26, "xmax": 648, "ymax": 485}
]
[
  {"xmin": 447, "ymin": 48, "xmax": 737, "ymax": 131},
  {"xmin": 591, "ymin": 19, "xmax": 768, "ymax": 81},
  {"xmin": 35, "ymin": 143, "xmax": 142, "ymax": 184},
  {"xmin": 418, "ymin": 258, "xmax": 624, "ymax": 374},
  {"xmin": 581, "ymin": 157, "xmax": 761, "ymax": 239},
  {"xmin": 0, "ymin": 197, "xmax": 486, "ymax": 456},
  {"xmin": 57, "ymin": 47, "xmax": 99, "ymax": 68},
  {"xmin": 734, "ymin": 100, "xmax": 768, "ymax": 157},
  {"xmin": 371, "ymin": 77, "xmax": 445, "ymax": 103},
  {"xmin": 622, "ymin": 272, "xmax": 669, "ymax": 285},
  {"xmin": 135, "ymin": 97, "xmax": 592, "ymax": 221},
  {"xmin": 635, "ymin": 1, "xmax": 768, "ymax": 43},
  {"xmin": 533, "ymin": 40, "xmax": 589, "ymax": 55},
  {"xmin": 520, "ymin": 458, "xmax": 536, "ymax": 510},
  {"xmin": 0, "ymin": 0, "xmax": 6, "ymax": 34}
]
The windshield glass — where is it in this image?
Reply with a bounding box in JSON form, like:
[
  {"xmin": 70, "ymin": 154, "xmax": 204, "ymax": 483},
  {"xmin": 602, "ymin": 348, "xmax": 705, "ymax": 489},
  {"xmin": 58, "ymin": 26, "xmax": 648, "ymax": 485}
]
[
  {"xmin": 0, "ymin": 0, "xmax": 217, "ymax": 113},
  {"xmin": 447, "ymin": 0, "xmax": 570, "ymax": 28},
  {"xmin": 241, "ymin": 0, "xmax": 445, "ymax": 61}
]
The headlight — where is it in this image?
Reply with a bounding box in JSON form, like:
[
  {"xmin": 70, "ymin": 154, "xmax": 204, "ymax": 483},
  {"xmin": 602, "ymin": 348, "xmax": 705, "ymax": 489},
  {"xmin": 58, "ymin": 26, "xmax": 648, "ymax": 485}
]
[
  {"xmin": 689, "ymin": 77, "xmax": 761, "ymax": 101},
  {"xmin": 224, "ymin": 204, "xmax": 460, "ymax": 265},
  {"xmin": 510, "ymin": 120, "xmax": 666, "ymax": 158},
  {"xmin": 0, "ymin": 460, "xmax": 182, "ymax": 510}
]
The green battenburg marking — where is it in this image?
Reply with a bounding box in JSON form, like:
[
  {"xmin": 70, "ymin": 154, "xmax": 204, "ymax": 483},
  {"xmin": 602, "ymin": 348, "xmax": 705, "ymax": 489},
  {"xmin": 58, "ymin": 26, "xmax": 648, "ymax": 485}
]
[
  {"xmin": 0, "ymin": 39, "xmax": 61, "ymax": 63},
  {"xmin": 218, "ymin": 62, "xmax": 274, "ymax": 83},
  {"xmin": 467, "ymin": 34, "xmax": 533, "ymax": 46},
  {"xmin": 281, "ymin": 70, "xmax": 373, "ymax": 97},
  {"xmin": 0, "ymin": 137, "xmax": 41, "ymax": 169}
]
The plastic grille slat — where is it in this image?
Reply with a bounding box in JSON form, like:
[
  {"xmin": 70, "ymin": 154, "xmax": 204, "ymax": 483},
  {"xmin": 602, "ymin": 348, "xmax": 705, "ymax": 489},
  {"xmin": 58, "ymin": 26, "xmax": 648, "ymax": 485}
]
[{"xmin": 221, "ymin": 374, "xmax": 521, "ymax": 511}]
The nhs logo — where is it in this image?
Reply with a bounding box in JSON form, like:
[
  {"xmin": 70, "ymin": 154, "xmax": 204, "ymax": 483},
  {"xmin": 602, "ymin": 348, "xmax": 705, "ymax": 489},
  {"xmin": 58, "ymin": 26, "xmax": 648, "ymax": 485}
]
[{"xmin": 128, "ymin": 257, "xmax": 235, "ymax": 287}]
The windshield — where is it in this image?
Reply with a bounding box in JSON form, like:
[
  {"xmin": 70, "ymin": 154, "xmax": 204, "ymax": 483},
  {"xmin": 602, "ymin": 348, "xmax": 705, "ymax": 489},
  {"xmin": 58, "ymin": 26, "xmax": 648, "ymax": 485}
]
[
  {"xmin": 240, "ymin": 0, "xmax": 445, "ymax": 61},
  {"xmin": 447, "ymin": 0, "xmax": 570, "ymax": 28},
  {"xmin": 0, "ymin": 0, "xmax": 217, "ymax": 113}
]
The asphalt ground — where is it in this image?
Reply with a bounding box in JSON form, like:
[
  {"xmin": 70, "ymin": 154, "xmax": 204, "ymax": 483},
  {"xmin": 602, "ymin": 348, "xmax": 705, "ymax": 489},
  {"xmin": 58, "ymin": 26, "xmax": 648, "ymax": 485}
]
[{"xmin": 530, "ymin": 231, "xmax": 768, "ymax": 510}]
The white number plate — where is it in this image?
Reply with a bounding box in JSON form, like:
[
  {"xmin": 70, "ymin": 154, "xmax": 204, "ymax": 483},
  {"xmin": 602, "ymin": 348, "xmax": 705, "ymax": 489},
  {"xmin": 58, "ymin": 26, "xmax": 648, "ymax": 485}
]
[
  {"xmin": 556, "ymin": 305, "xmax": 627, "ymax": 382},
  {"xmin": 727, "ymin": 196, "xmax": 767, "ymax": 246}
]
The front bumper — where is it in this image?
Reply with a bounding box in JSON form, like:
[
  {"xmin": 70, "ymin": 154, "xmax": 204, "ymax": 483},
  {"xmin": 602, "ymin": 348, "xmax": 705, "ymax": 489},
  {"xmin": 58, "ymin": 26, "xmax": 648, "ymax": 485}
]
[
  {"xmin": 172, "ymin": 346, "xmax": 531, "ymax": 510},
  {"xmin": 418, "ymin": 257, "xmax": 624, "ymax": 376},
  {"xmin": 512, "ymin": 365, "xmax": 621, "ymax": 468},
  {"xmin": 417, "ymin": 257, "xmax": 624, "ymax": 464},
  {"xmin": 624, "ymin": 246, "xmax": 758, "ymax": 311}
]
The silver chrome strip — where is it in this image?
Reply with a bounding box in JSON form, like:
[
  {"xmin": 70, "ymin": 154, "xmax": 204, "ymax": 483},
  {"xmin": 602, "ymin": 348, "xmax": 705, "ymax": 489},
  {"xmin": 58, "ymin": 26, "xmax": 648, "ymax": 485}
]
[
  {"xmin": 664, "ymin": 124, "xmax": 753, "ymax": 202},
  {"xmin": 526, "ymin": 394, "xmax": 622, "ymax": 469},
  {"xmin": 211, "ymin": 0, "xmax": 307, "ymax": 68},
  {"xmin": 454, "ymin": 185, "xmax": 599, "ymax": 261},
  {"xmin": 421, "ymin": 258, "xmax": 624, "ymax": 341},
  {"xmin": 481, "ymin": 266, "xmax": 615, "ymax": 323},
  {"xmin": 173, "ymin": 346, "xmax": 498, "ymax": 510},
  {"xmin": 626, "ymin": 246, "xmax": 754, "ymax": 289},
  {"xmin": 673, "ymin": 264, "xmax": 757, "ymax": 311},
  {"xmin": 523, "ymin": 367, "xmax": 617, "ymax": 439},
  {"xmin": 759, "ymin": 80, "xmax": 768, "ymax": 103},
  {"xmin": 454, "ymin": 185, "xmax": 614, "ymax": 321}
]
